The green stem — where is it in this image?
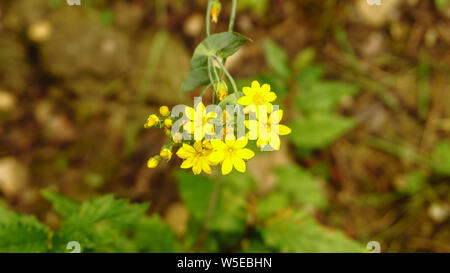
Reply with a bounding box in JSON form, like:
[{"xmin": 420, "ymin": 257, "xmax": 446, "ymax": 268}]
[
  {"xmin": 229, "ymin": 0, "xmax": 237, "ymax": 32},
  {"xmin": 200, "ymin": 83, "xmax": 212, "ymax": 97},
  {"xmin": 206, "ymin": 0, "xmax": 213, "ymax": 36},
  {"xmin": 212, "ymin": 54, "xmax": 237, "ymax": 93}
]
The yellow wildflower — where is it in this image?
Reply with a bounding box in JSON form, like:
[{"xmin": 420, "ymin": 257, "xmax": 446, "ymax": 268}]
[
  {"xmin": 184, "ymin": 102, "xmax": 217, "ymax": 140},
  {"xmin": 176, "ymin": 141, "xmax": 215, "ymax": 175},
  {"xmin": 237, "ymin": 81, "xmax": 277, "ymax": 112},
  {"xmin": 208, "ymin": 137, "xmax": 255, "ymax": 175},
  {"xmin": 247, "ymin": 109, "xmax": 291, "ymax": 150},
  {"xmin": 159, "ymin": 106, "xmax": 170, "ymax": 116},
  {"xmin": 160, "ymin": 148, "xmax": 172, "ymax": 160},
  {"xmin": 172, "ymin": 132, "xmax": 183, "ymax": 143}
]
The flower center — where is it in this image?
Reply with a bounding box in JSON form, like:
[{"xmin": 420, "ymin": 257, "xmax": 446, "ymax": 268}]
[{"xmin": 253, "ymin": 92, "xmax": 266, "ymax": 105}]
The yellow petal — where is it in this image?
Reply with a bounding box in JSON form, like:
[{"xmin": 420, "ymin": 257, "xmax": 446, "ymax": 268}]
[
  {"xmin": 269, "ymin": 134, "xmax": 281, "ymax": 150},
  {"xmin": 261, "ymin": 83, "xmax": 271, "ymax": 93},
  {"xmin": 251, "ymin": 80, "xmax": 260, "ymax": 90},
  {"xmin": 270, "ymin": 110, "xmax": 283, "ymax": 123},
  {"xmin": 208, "ymin": 151, "xmax": 225, "ymax": 163},
  {"xmin": 278, "ymin": 124, "xmax": 292, "ymax": 135},
  {"xmin": 193, "ymin": 141, "xmax": 203, "ymax": 152},
  {"xmin": 192, "ymin": 160, "xmax": 202, "ymax": 175},
  {"xmin": 238, "ymin": 96, "xmax": 252, "ymax": 106},
  {"xmin": 180, "ymin": 157, "xmax": 194, "ymax": 169},
  {"xmin": 236, "ymin": 148, "xmax": 255, "ymax": 160},
  {"xmin": 221, "ymin": 158, "xmax": 233, "ymax": 175},
  {"xmin": 243, "ymin": 86, "xmax": 255, "ymax": 96},
  {"xmin": 234, "ymin": 138, "xmax": 248, "ymax": 149},
  {"xmin": 233, "ymin": 157, "xmax": 246, "ymax": 173},
  {"xmin": 211, "ymin": 139, "xmax": 227, "ymax": 150},
  {"xmin": 265, "ymin": 92, "xmax": 277, "ymax": 102},
  {"xmin": 201, "ymin": 159, "xmax": 212, "ymax": 174},
  {"xmin": 185, "ymin": 106, "xmax": 195, "ymax": 120}
]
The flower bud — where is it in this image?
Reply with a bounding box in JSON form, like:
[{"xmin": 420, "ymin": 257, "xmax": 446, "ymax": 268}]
[
  {"xmin": 160, "ymin": 148, "xmax": 172, "ymax": 161},
  {"xmin": 147, "ymin": 157, "xmax": 160, "ymax": 168},
  {"xmin": 172, "ymin": 132, "xmax": 183, "ymax": 143},
  {"xmin": 210, "ymin": 0, "xmax": 222, "ymax": 23},
  {"xmin": 164, "ymin": 118, "xmax": 173, "ymax": 128},
  {"xmin": 159, "ymin": 106, "xmax": 170, "ymax": 116},
  {"xmin": 145, "ymin": 114, "xmax": 159, "ymax": 128}
]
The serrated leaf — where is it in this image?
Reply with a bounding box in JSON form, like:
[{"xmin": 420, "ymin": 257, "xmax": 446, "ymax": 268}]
[
  {"xmin": 191, "ymin": 32, "xmax": 250, "ymax": 70},
  {"xmin": 430, "ymin": 140, "xmax": 450, "ymax": 176},
  {"xmin": 0, "ymin": 207, "xmax": 50, "ymax": 253},
  {"xmin": 263, "ymin": 39, "xmax": 290, "ymax": 78},
  {"xmin": 275, "ymin": 165, "xmax": 327, "ymax": 209},
  {"xmin": 288, "ymin": 113, "xmax": 355, "ymax": 149},
  {"xmin": 181, "ymin": 66, "xmax": 210, "ymax": 92},
  {"xmin": 134, "ymin": 215, "xmax": 181, "ymax": 253},
  {"xmin": 259, "ymin": 210, "xmax": 364, "ymax": 253},
  {"xmin": 296, "ymin": 81, "xmax": 360, "ymax": 113},
  {"xmin": 41, "ymin": 190, "xmax": 80, "ymax": 219}
]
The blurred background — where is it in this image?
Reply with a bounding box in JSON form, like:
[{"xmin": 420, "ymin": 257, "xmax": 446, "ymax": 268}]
[{"xmin": 0, "ymin": 0, "xmax": 449, "ymax": 252}]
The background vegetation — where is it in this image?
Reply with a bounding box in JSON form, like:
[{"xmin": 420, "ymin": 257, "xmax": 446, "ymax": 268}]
[{"xmin": 0, "ymin": 0, "xmax": 449, "ymax": 252}]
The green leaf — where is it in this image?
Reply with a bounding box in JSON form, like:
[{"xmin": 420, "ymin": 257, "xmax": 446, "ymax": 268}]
[
  {"xmin": 430, "ymin": 140, "xmax": 450, "ymax": 176},
  {"xmin": 296, "ymin": 65, "xmax": 324, "ymax": 88},
  {"xmin": 396, "ymin": 170, "xmax": 426, "ymax": 195},
  {"xmin": 134, "ymin": 215, "xmax": 181, "ymax": 253},
  {"xmin": 176, "ymin": 171, "xmax": 214, "ymax": 220},
  {"xmin": 259, "ymin": 210, "xmax": 364, "ymax": 253},
  {"xmin": 191, "ymin": 32, "xmax": 250, "ymax": 70},
  {"xmin": 218, "ymin": 92, "xmax": 244, "ymax": 109},
  {"xmin": 257, "ymin": 74, "xmax": 289, "ymax": 97},
  {"xmin": 55, "ymin": 195, "xmax": 149, "ymax": 252},
  {"xmin": 275, "ymin": 165, "xmax": 327, "ymax": 209},
  {"xmin": 296, "ymin": 81, "xmax": 360, "ymax": 113},
  {"xmin": 288, "ymin": 113, "xmax": 355, "ymax": 149},
  {"xmin": 256, "ymin": 193, "xmax": 290, "ymax": 220},
  {"xmin": 263, "ymin": 39, "xmax": 290, "ymax": 78},
  {"xmin": 293, "ymin": 47, "xmax": 316, "ymax": 73},
  {"xmin": 181, "ymin": 66, "xmax": 210, "ymax": 92},
  {"xmin": 41, "ymin": 189, "xmax": 80, "ymax": 219},
  {"xmin": 0, "ymin": 207, "xmax": 50, "ymax": 253}
]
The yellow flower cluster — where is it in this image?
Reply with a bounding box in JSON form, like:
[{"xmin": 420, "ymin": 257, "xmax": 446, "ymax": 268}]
[{"xmin": 144, "ymin": 81, "xmax": 291, "ymax": 175}]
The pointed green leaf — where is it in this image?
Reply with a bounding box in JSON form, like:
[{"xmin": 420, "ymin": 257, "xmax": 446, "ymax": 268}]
[
  {"xmin": 191, "ymin": 32, "xmax": 250, "ymax": 70},
  {"xmin": 181, "ymin": 66, "xmax": 210, "ymax": 92}
]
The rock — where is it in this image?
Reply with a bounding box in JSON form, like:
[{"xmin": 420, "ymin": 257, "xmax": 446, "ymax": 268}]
[
  {"xmin": 184, "ymin": 13, "xmax": 203, "ymax": 37},
  {"xmin": 356, "ymin": 0, "xmax": 402, "ymax": 27},
  {"xmin": 164, "ymin": 202, "xmax": 189, "ymax": 237},
  {"xmin": 0, "ymin": 90, "xmax": 16, "ymax": 111},
  {"xmin": 0, "ymin": 157, "xmax": 27, "ymax": 197},
  {"xmin": 27, "ymin": 20, "xmax": 52, "ymax": 43}
]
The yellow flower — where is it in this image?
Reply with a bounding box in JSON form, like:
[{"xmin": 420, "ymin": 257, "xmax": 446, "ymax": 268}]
[
  {"xmin": 159, "ymin": 106, "xmax": 170, "ymax": 116},
  {"xmin": 237, "ymin": 81, "xmax": 277, "ymax": 112},
  {"xmin": 145, "ymin": 114, "xmax": 159, "ymax": 128},
  {"xmin": 160, "ymin": 148, "xmax": 172, "ymax": 160},
  {"xmin": 247, "ymin": 109, "xmax": 291, "ymax": 150},
  {"xmin": 176, "ymin": 141, "xmax": 215, "ymax": 175},
  {"xmin": 184, "ymin": 102, "xmax": 217, "ymax": 140},
  {"xmin": 164, "ymin": 118, "xmax": 173, "ymax": 128},
  {"xmin": 208, "ymin": 137, "xmax": 255, "ymax": 175},
  {"xmin": 147, "ymin": 157, "xmax": 159, "ymax": 168}
]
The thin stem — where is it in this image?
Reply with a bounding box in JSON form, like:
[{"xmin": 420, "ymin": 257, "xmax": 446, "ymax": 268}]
[
  {"xmin": 228, "ymin": 0, "xmax": 237, "ymax": 32},
  {"xmin": 206, "ymin": 0, "xmax": 213, "ymax": 36},
  {"xmin": 212, "ymin": 54, "xmax": 238, "ymax": 93}
]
